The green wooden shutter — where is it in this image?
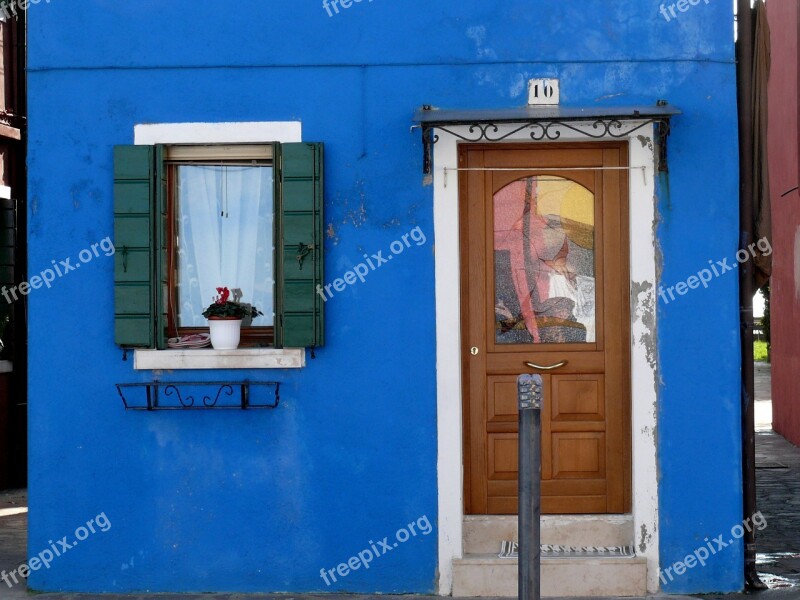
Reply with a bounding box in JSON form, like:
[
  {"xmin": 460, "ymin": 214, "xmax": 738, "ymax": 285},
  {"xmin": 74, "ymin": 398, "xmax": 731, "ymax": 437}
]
[
  {"xmin": 0, "ymin": 197, "xmax": 15, "ymax": 293},
  {"xmin": 275, "ymin": 142, "xmax": 325, "ymax": 349},
  {"xmin": 113, "ymin": 145, "xmax": 167, "ymax": 349},
  {"xmin": 154, "ymin": 145, "xmax": 168, "ymax": 350}
]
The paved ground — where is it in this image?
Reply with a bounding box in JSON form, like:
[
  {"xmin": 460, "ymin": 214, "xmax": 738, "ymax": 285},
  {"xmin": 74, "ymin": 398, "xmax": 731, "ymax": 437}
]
[
  {"xmin": 0, "ymin": 487, "xmax": 26, "ymax": 598},
  {"xmin": 1, "ymin": 362, "xmax": 799, "ymax": 599},
  {"xmin": 753, "ymin": 362, "xmax": 800, "ymax": 590}
]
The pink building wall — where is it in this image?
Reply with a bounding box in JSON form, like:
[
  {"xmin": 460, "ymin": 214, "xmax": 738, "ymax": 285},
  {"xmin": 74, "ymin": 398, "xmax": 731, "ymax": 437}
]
[{"xmin": 767, "ymin": 2, "xmax": 800, "ymax": 446}]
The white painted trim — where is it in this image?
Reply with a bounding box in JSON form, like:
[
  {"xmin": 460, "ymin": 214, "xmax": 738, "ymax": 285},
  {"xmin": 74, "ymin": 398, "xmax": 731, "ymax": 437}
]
[
  {"xmin": 134, "ymin": 348, "xmax": 306, "ymax": 370},
  {"xmin": 133, "ymin": 121, "xmax": 302, "ymax": 145},
  {"xmin": 627, "ymin": 132, "xmax": 661, "ymax": 594},
  {"xmin": 434, "ymin": 124, "xmax": 660, "ymax": 594}
]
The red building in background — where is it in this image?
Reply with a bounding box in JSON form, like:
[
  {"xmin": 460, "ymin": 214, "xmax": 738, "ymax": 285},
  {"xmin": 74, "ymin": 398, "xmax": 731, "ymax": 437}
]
[{"xmin": 767, "ymin": 1, "xmax": 800, "ymax": 447}]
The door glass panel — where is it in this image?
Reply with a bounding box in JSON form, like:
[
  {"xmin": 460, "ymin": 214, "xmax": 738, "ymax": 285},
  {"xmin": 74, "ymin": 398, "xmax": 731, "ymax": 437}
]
[{"xmin": 494, "ymin": 176, "xmax": 596, "ymax": 344}]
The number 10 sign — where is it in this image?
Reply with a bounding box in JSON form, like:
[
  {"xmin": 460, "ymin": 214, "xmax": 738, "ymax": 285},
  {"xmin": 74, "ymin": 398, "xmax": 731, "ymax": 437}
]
[{"xmin": 528, "ymin": 78, "xmax": 560, "ymax": 106}]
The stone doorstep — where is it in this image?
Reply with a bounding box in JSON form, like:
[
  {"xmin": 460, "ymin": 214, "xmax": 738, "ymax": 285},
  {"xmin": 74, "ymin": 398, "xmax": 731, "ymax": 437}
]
[
  {"xmin": 458, "ymin": 515, "xmax": 643, "ymax": 597},
  {"xmin": 464, "ymin": 514, "xmax": 634, "ymax": 554},
  {"xmin": 452, "ymin": 554, "xmax": 648, "ymax": 597}
]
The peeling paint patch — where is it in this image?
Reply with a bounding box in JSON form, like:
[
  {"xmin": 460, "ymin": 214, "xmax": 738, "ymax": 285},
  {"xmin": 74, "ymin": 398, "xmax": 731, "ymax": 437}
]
[
  {"xmin": 631, "ymin": 280, "xmax": 657, "ymax": 370},
  {"xmin": 639, "ymin": 523, "xmax": 653, "ymax": 554},
  {"xmin": 343, "ymin": 200, "xmax": 367, "ymax": 228},
  {"xmin": 326, "ymin": 223, "xmax": 339, "ymax": 245},
  {"xmin": 509, "ymin": 73, "xmax": 528, "ymax": 99},
  {"xmin": 466, "ymin": 25, "xmax": 497, "ymax": 59},
  {"xmin": 636, "ymin": 135, "xmax": 654, "ymax": 152}
]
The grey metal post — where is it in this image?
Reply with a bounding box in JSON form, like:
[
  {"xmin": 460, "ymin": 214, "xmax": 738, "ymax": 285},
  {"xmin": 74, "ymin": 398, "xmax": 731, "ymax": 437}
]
[{"xmin": 518, "ymin": 374, "xmax": 543, "ymax": 600}]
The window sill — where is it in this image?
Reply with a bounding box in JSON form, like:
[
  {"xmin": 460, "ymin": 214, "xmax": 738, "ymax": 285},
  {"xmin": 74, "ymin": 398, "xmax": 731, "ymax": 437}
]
[{"xmin": 133, "ymin": 348, "xmax": 306, "ymax": 371}]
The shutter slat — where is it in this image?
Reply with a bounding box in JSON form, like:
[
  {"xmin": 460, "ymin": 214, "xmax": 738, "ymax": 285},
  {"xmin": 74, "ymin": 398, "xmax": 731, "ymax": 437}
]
[{"xmin": 275, "ymin": 142, "xmax": 325, "ymax": 349}]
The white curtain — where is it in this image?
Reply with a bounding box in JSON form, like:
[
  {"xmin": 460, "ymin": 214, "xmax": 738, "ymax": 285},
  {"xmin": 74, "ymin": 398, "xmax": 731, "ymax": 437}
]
[{"xmin": 177, "ymin": 165, "xmax": 274, "ymax": 327}]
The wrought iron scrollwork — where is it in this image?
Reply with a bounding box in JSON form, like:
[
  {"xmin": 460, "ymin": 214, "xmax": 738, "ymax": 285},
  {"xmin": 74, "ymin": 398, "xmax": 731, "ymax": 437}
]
[
  {"xmin": 161, "ymin": 384, "xmax": 234, "ymax": 408},
  {"xmin": 420, "ymin": 117, "xmax": 672, "ymax": 175},
  {"xmin": 116, "ymin": 381, "xmax": 280, "ymax": 411}
]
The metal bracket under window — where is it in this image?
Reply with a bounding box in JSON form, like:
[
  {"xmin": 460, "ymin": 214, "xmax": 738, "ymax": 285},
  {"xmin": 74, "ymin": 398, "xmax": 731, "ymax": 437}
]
[{"xmin": 116, "ymin": 381, "xmax": 280, "ymax": 410}]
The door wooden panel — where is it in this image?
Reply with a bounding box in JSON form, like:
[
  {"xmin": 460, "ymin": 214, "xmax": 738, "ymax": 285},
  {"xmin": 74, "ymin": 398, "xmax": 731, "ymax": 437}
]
[
  {"xmin": 461, "ymin": 143, "xmax": 631, "ymax": 515},
  {"xmin": 551, "ymin": 432, "xmax": 605, "ymax": 478},
  {"xmin": 552, "ymin": 376, "xmax": 604, "ymax": 422}
]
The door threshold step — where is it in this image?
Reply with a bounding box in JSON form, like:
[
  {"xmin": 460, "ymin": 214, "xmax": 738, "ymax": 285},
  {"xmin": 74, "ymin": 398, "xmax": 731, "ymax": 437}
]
[
  {"xmin": 452, "ymin": 553, "xmax": 647, "ymax": 597},
  {"xmin": 464, "ymin": 514, "xmax": 634, "ymax": 554}
]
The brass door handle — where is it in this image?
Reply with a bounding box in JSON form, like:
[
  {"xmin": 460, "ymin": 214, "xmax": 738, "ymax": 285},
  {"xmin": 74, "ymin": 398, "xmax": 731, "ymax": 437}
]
[{"xmin": 524, "ymin": 360, "xmax": 568, "ymax": 371}]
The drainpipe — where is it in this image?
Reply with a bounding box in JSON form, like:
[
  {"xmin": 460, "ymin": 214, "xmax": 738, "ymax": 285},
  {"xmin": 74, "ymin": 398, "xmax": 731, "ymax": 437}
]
[{"xmin": 736, "ymin": 0, "xmax": 765, "ymax": 590}]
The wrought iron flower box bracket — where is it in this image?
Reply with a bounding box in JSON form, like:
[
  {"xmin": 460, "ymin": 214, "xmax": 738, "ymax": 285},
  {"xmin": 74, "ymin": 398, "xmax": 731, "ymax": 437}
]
[
  {"xmin": 116, "ymin": 381, "xmax": 280, "ymax": 411},
  {"xmin": 413, "ymin": 104, "xmax": 680, "ymax": 176}
]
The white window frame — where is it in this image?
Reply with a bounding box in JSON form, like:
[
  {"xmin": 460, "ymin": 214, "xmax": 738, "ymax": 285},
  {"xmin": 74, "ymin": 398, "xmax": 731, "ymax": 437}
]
[{"xmin": 131, "ymin": 121, "xmax": 305, "ymax": 371}]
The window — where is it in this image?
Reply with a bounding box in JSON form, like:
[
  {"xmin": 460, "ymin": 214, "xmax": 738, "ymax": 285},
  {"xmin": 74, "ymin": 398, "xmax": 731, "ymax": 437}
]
[
  {"xmin": 167, "ymin": 145, "xmax": 275, "ymax": 345},
  {"xmin": 113, "ymin": 142, "xmax": 324, "ymax": 351}
]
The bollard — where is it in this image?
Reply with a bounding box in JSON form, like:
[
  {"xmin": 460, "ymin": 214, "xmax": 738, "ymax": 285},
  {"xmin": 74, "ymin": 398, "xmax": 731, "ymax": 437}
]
[{"xmin": 518, "ymin": 374, "xmax": 543, "ymax": 600}]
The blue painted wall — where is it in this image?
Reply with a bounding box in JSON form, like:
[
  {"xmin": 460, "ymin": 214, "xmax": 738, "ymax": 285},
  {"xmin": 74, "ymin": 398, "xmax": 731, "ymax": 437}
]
[{"xmin": 25, "ymin": 0, "xmax": 741, "ymax": 593}]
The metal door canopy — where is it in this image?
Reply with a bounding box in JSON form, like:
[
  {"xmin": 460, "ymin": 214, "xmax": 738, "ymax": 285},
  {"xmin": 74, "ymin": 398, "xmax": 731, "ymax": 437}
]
[{"xmin": 412, "ymin": 103, "xmax": 681, "ymax": 175}]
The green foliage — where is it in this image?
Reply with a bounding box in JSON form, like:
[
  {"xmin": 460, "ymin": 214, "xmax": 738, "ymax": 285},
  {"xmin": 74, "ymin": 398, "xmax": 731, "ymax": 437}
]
[
  {"xmin": 754, "ymin": 340, "xmax": 769, "ymax": 363},
  {"xmin": 202, "ymin": 286, "xmax": 263, "ymax": 320},
  {"xmin": 761, "ymin": 284, "xmax": 770, "ymax": 347}
]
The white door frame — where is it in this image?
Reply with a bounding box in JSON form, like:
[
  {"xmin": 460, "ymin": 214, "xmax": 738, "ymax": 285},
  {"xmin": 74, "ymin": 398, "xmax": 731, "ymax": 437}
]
[{"xmin": 433, "ymin": 123, "xmax": 661, "ymax": 594}]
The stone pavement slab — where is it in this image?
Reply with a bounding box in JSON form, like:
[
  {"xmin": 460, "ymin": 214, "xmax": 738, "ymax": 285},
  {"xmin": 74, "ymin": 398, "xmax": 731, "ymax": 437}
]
[
  {"xmin": 0, "ymin": 487, "xmax": 26, "ymax": 599},
  {"xmin": 754, "ymin": 362, "xmax": 800, "ymax": 590}
]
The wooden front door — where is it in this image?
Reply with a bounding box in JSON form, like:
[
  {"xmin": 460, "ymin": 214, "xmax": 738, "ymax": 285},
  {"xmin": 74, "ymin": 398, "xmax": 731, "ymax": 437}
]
[{"xmin": 461, "ymin": 143, "xmax": 631, "ymax": 515}]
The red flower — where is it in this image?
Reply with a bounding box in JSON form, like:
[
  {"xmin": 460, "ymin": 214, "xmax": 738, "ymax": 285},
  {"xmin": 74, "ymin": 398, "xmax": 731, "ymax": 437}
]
[{"xmin": 214, "ymin": 286, "xmax": 230, "ymax": 304}]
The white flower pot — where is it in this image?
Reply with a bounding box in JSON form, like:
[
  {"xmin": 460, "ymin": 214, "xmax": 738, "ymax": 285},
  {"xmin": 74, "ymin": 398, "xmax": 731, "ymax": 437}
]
[{"xmin": 207, "ymin": 318, "xmax": 242, "ymax": 350}]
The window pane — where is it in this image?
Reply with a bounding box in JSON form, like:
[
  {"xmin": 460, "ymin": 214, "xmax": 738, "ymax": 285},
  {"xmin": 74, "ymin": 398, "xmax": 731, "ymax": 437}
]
[
  {"xmin": 494, "ymin": 176, "xmax": 596, "ymax": 344},
  {"xmin": 176, "ymin": 165, "xmax": 274, "ymax": 327}
]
